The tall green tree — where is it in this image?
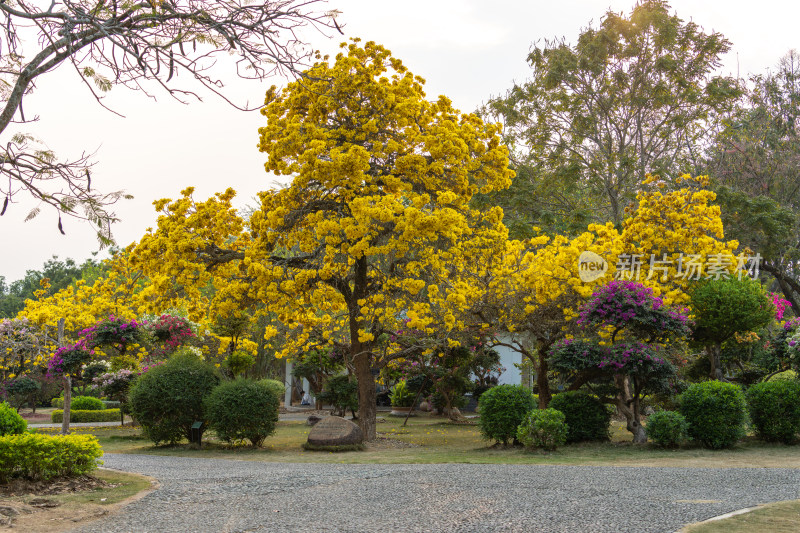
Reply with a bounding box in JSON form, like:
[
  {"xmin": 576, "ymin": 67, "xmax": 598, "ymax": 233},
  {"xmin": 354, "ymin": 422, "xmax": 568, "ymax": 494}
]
[
  {"xmin": 705, "ymin": 51, "xmax": 800, "ymax": 311},
  {"xmin": 481, "ymin": 0, "xmax": 740, "ymax": 235}
]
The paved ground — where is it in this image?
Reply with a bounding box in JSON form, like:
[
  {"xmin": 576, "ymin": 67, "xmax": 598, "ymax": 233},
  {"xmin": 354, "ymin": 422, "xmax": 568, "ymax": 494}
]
[{"xmin": 70, "ymin": 454, "xmax": 800, "ymax": 533}]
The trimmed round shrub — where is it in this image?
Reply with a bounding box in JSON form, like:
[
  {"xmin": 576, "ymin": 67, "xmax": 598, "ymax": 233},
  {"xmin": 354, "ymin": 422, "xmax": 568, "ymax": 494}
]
[
  {"xmin": 205, "ymin": 379, "xmax": 280, "ymax": 447},
  {"xmin": 680, "ymin": 381, "xmax": 747, "ymax": 449},
  {"xmin": 0, "ymin": 402, "xmax": 27, "ymax": 436},
  {"xmin": 548, "ymin": 392, "xmax": 610, "ymax": 443},
  {"xmin": 259, "ymin": 379, "xmax": 285, "ymax": 400},
  {"xmin": 747, "ymin": 380, "xmax": 800, "ymax": 443},
  {"xmin": 516, "ymin": 408, "xmax": 568, "ymax": 451},
  {"xmin": 645, "ymin": 410, "xmax": 688, "ymax": 447},
  {"xmin": 128, "ymin": 354, "xmax": 220, "ymax": 445},
  {"xmin": 318, "ymin": 375, "xmax": 358, "ymax": 416},
  {"xmin": 477, "ymin": 384, "xmax": 535, "ymax": 445},
  {"xmin": 70, "ymin": 396, "xmax": 105, "ymax": 411}
]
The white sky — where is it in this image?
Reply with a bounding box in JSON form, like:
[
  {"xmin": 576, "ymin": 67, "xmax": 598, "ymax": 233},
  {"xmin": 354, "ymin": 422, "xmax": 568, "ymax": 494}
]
[{"xmin": 1, "ymin": 0, "xmax": 799, "ymax": 282}]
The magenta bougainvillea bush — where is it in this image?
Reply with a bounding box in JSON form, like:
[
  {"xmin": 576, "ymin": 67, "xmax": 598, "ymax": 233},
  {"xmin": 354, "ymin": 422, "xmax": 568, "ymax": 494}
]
[{"xmin": 549, "ymin": 280, "xmax": 692, "ymax": 443}]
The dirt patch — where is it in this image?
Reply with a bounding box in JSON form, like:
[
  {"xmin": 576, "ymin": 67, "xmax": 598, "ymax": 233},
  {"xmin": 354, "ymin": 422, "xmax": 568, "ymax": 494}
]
[
  {"xmin": 0, "ymin": 470, "xmax": 156, "ymax": 533},
  {"xmin": 0, "ymin": 476, "xmax": 109, "ymax": 497},
  {"xmin": 18, "ymin": 412, "xmax": 51, "ymax": 423},
  {"xmin": 368, "ymin": 436, "xmax": 422, "ymax": 450}
]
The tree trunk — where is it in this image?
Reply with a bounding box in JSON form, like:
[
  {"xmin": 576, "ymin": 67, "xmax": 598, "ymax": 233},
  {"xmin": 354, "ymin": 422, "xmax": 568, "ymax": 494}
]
[
  {"xmin": 536, "ymin": 346, "xmax": 551, "ymax": 409},
  {"xmin": 57, "ymin": 319, "xmax": 72, "ymax": 435},
  {"xmin": 614, "ymin": 374, "xmax": 647, "ymax": 443},
  {"xmin": 708, "ymin": 344, "xmax": 724, "ymax": 381},
  {"xmin": 61, "ymin": 375, "xmax": 72, "ymax": 435},
  {"xmin": 353, "ymin": 351, "xmax": 377, "ymax": 440}
]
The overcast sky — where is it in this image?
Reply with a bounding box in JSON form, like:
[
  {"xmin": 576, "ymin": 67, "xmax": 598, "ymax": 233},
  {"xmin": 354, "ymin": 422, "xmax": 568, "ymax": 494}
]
[{"xmin": 1, "ymin": 0, "xmax": 798, "ymax": 282}]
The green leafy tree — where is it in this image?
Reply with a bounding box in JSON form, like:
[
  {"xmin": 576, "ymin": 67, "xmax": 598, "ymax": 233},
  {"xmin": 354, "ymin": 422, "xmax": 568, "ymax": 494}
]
[
  {"xmin": 481, "ymin": 0, "xmax": 740, "ymax": 234},
  {"xmin": 705, "ymin": 51, "xmax": 800, "ymax": 311},
  {"xmin": 690, "ymin": 277, "xmax": 775, "ymax": 380}
]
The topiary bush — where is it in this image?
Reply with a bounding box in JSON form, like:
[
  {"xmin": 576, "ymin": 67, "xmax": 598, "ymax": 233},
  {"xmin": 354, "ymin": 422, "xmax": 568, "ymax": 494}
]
[
  {"xmin": 645, "ymin": 410, "xmax": 688, "ymax": 448},
  {"xmin": 259, "ymin": 379, "xmax": 285, "ymax": 400},
  {"xmin": 70, "ymin": 396, "xmax": 105, "ymax": 411},
  {"xmin": 51, "ymin": 409, "xmax": 121, "ymax": 423},
  {"xmin": 680, "ymin": 381, "xmax": 747, "ymax": 449},
  {"xmin": 0, "ymin": 402, "xmax": 27, "ymax": 436},
  {"xmin": 477, "ymin": 384, "xmax": 535, "ymax": 445},
  {"xmin": 0, "ymin": 433, "xmax": 103, "ymax": 482},
  {"xmin": 128, "ymin": 353, "xmax": 220, "ymax": 445},
  {"xmin": 205, "ymin": 379, "xmax": 280, "ymax": 446},
  {"xmin": 548, "ymin": 392, "xmax": 610, "ymax": 443},
  {"xmin": 746, "ymin": 380, "xmax": 800, "ymax": 444},
  {"xmin": 516, "ymin": 408, "xmax": 568, "ymax": 451},
  {"xmin": 318, "ymin": 375, "xmax": 358, "ymax": 417}
]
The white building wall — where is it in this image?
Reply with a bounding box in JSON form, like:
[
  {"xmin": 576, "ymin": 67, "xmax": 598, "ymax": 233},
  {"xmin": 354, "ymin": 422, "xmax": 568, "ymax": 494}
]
[{"xmin": 491, "ymin": 338, "xmax": 524, "ymax": 386}]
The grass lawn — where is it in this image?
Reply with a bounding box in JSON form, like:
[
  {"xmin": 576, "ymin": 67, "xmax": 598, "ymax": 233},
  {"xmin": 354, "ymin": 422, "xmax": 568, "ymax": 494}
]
[
  {"xmin": 683, "ymin": 500, "xmax": 800, "ymax": 533},
  {"xmin": 33, "ymin": 415, "xmax": 800, "ymax": 468}
]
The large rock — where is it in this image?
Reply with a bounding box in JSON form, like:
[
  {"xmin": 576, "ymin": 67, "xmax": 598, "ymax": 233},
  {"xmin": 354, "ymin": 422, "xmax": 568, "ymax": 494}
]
[{"xmin": 306, "ymin": 416, "xmax": 363, "ymax": 447}]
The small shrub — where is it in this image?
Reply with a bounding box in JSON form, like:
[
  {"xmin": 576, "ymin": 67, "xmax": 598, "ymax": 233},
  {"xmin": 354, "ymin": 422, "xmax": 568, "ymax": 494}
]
[
  {"xmin": 51, "ymin": 409, "xmax": 121, "ymax": 423},
  {"xmin": 205, "ymin": 380, "xmax": 280, "ymax": 446},
  {"xmin": 516, "ymin": 408, "xmax": 568, "ymax": 451},
  {"xmin": 71, "ymin": 396, "xmax": 105, "ymax": 410},
  {"xmin": 747, "ymin": 380, "xmax": 800, "ymax": 443},
  {"xmin": 225, "ymin": 350, "xmax": 256, "ymax": 377},
  {"xmin": 318, "ymin": 375, "xmax": 358, "ymax": 417},
  {"xmin": 0, "ymin": 402, "xmax": 27, "ymax": 436},
  {"xmin": 645, "ymin": 411, "xmax": 688, "ymax": 447},
  {"xmin": 259, "ymin": 379, "xmax": 285, "ymax": 400},
  {"xmin": 128, "ymin": 353, "xmax": 220, "ymax": 444},
  {"xmin": 548, "ymin": 392, "xmax": 610, "ymax": 443},
  {"xmin": 680, "ymin": 381, "xmax": 747, "ymax": 449},
  {"xmin": 0, "ymin": 433, "xmax": 103, "ymax": 482},
  {"xmin": 477, "ymin": 384, "xmax": 535, "ymax": 445},
  {"xmin": 390, "ymin": 379, "xmax": 415, "ymax": 407}
]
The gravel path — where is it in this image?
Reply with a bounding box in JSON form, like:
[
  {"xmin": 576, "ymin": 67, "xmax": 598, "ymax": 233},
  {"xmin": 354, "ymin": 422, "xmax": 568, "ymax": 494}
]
[{"xmin": 71, "ymin": 454, "xmax": 800, "ymax": 533}]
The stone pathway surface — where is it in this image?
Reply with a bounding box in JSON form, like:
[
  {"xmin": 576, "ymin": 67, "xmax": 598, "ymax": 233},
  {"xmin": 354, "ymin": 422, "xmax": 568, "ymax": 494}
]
[{"xmin": 70, "ymin": 454, "xmax": 800, "ymax": 533}]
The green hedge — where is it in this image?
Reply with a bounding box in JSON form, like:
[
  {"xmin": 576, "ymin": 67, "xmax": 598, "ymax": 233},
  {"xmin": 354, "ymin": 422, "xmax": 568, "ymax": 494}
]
[
  {"xmin": 51, "ymin": 396, "xmax": 106, "ymax": 410},
  {"xmin": 0, "ymin": 433, "xmax": 103, "ymax": 482},
  {"xmin": 548, "ymin": 392, "xmax": 610, "ymax": 443},
  {"xmin": 51, "ymin": 409, "xmax": 121, "ymax": 423}
]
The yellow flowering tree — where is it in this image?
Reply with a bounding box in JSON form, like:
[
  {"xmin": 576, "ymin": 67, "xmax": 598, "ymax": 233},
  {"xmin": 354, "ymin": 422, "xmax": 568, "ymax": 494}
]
[{"xmin": 134, "ymin": 41, "xmax": 513, "ymax": 439}]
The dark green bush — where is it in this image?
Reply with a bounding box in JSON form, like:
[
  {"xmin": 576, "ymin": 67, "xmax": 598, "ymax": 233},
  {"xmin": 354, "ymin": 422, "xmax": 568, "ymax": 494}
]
[
  {"xmin": 51, "ymin": 409, "xmax": 121, "ymax": 423},
  {"xmin": 747, "ymin": 380, "xmax": 800, "ymax": 444},
  {"xmin": 548, "ymin": 392, "xmax": 610, "ymax": 443},
  {"xmin": 128, "ymin": 354, "xmax": 220, "ymax": 445},
  {"xmin": 516, "ymin": 408, "xmax": 568, "ymax": 450},
  {"xmin": 0, "ymin": 402, "xmax": 27, "ymax": 436},
  {"xmin": 317, "ymin": 375, "xmax": 358, "ymax": 417},
  {"xmin": 645, "ymin": 410, "xmax": 688, "ymax": 447},
  {"xmin": 259, "ymin": 379, "xmax": 285, "ymax": 400},
  {"xmin": 205, "ymin": 379, "xmax": 280, "ymax": 446},
  {"xmin": 680, "ymin": 381, "xmax": 747, "ymax": 449},
  {"xmin": 71, "ymin": 396, "xmax": 105, "ymax": 410},
  {"xmin": 477, "ymin": 384, "xmax": 535, "ymax": 445}
]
